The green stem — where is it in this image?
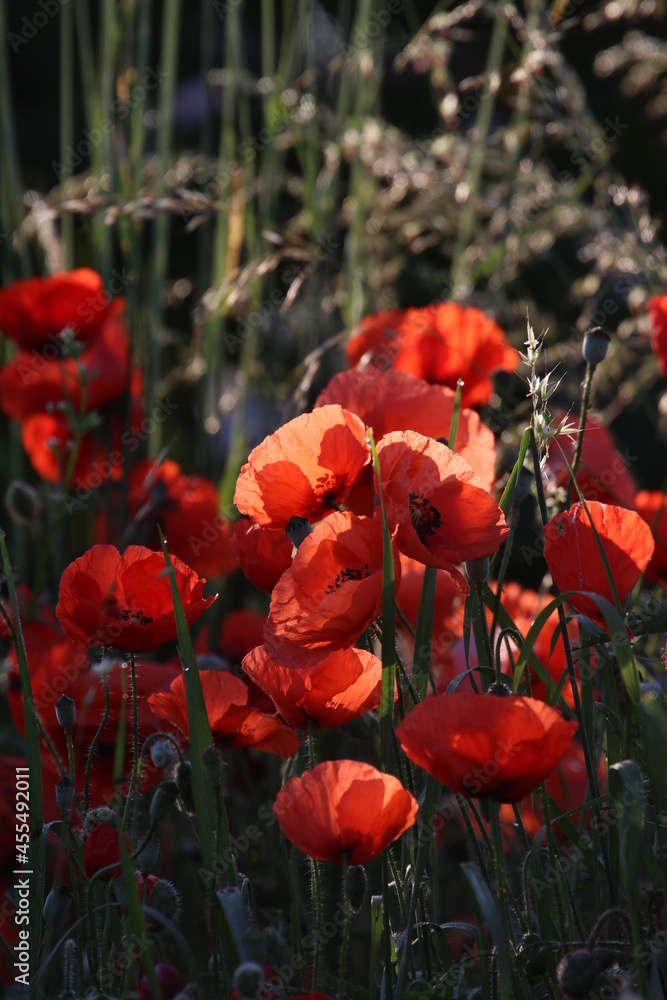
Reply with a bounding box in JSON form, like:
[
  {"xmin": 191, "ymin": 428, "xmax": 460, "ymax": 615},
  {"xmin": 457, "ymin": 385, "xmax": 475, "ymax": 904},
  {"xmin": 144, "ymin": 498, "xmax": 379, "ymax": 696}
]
[
  {"xmin": 121, "ymin": 655, "xmax": 140, "ymax": 831},
  {"xmin": 339, "ymin": 854, "xmax": 351, "ymax": 1000},
  {"xmin": 567, "ymin": 363, "xmax": 594, "ymax": 506},
  {"xmin": 85, "ymin": 675, "xmax": 111, "ymax": 813}
]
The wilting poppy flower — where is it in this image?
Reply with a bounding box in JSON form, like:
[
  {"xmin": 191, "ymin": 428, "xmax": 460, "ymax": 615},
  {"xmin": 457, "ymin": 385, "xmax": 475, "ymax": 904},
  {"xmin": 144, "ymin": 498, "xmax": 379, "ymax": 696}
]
[
  {"xmin": 233, "ymin": 404, "xmax": 369, "ymax": 527},
  {"xmin": 56, "ymin": 544, "xmax": 216, "ymax": 653},
  {"xmin": 345, "ymin": 302, "xmax": 517, "ymax": 407},
  {"xmin": 396, "ymin": 692, "xmax": 578, "ymax": 803},
  {"xmin": 647, "ymin": 294, "xmax": 667, "ymax": 377},
  {"xmin": 546, "ymin": 416, "xmax": 637, "ymax": 509},
  {"xmin": 0, "ymin": 269, "xmax": 116, "ymax": 349},
  {"xmin": 634, "ymin": 491, "xmax": 667, "ymax": 584},
  {"xmin": 148, "ymin": 670, "xmax": 300, "ymax": 758},
  {"xmin": 543, "ymin": 501, "xmax": 654, "ymax": 627},
  {"xmin": 273, "ymin": 759, "xmax": 418, "ymax": 863},
  {"xmin": 242, "ymin": 645, "xmax": 386, "ymax": 728},
  {"xmin": 113, "ymin": 459, "xmax": 238, "ymax": 580},
  {"xmin": 263, "ymin": 511, "xmax": 399, "ymax": 668},
  {"xmin": 316, "ymin": 368, "xmax": 497, "ymax": 489},
  {"xmin": 375, "ymin": 431, "xmax": 508, "ymax": 585},
  {"xmin": 84, "ymin": 820, "xmax": 131, "ymax": 880},
  {"xmin": 230, "ymin": 518, "xmax": 293, "ymax": 592},
  {"xmin": 0, "ymin": 301, "xmax": 130, "ymax": 423}
]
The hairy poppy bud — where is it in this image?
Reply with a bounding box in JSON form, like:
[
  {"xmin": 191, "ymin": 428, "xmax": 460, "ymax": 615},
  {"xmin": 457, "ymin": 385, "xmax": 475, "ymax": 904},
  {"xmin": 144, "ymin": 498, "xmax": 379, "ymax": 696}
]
[
  {"xmin": 55, "ymin": 776, "xmax": 76, "ymax": 813},
  {"xmin": 232, "ymin": 961, "xmax": 266, "ymax": 1000},
  {"xmin": 582, "ymin": 327, "xmax": 610, "ymax": 367},
  {"xmin": 147, "ymin": 879, "xmax": 181, "ymax": 923},
  {"xmin": 150, "ymin": 780, "xmax": 179, "ymax": 824},
  {"xmin": 556, "ymin": 948, "xmax": 599, "ymax": 999},
  {"xmin": 150, "ymin": 739, "xmax": 176, "ymax": 770},
  {"xmin": 465, "ymin": 556, "xmax": 489, "ymax": 584},
  {"xmin": 347, "ymin": 864, "xmax": 368, "ymax": 914},
  {"xmin": 488, "ymin": 682, "xmax": 512, "ymax": 697},
  {"xmin": 513, "ymin": 466, "xmax": 534, "ymax": 506},
  {"xmin": 175, "ymin": 760, "xmax": 195, "ymax": 813},
  {"xmin": 5, "ymin": 480, "xmax": 43, "ymax": 527},
  {"xmin": 43, "ymin": 885, "xmax": 73, "ymax": 925},
  {"xmin": 55, "ymin": 694, "xmax": 76, "ymax": 733}
]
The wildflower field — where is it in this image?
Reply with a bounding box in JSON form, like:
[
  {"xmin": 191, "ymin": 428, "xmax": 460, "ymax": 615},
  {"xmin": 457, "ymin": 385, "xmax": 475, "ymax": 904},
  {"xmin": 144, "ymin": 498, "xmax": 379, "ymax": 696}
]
[{"xmin": 1, "ymin": 1, "xmax": 667, "ymax": 998}]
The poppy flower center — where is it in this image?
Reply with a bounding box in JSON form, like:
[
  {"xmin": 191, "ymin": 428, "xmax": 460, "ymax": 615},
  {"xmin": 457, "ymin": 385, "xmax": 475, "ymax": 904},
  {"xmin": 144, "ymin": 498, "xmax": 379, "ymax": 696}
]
[
  {"xmin": 325, "ymin": 563, "xmax": 371, "ymax": 594},
  {"xmin": 408, "ymin": 491, "xmax": 443, "ymax": 544},
  {"xmin": 116, "ymin": 608, "xmax": 154, "ymax": 626}
]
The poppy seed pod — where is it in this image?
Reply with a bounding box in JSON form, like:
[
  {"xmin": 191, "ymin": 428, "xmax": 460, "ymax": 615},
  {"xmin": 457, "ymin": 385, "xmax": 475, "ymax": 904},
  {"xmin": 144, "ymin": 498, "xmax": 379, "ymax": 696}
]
[
  {"xmin": 582, "ymin": 327, "xmax": 610, "ymax": 367},
  {"xmin": 556, "ymin": 948, "xmax": 599, "ymax": 999}
]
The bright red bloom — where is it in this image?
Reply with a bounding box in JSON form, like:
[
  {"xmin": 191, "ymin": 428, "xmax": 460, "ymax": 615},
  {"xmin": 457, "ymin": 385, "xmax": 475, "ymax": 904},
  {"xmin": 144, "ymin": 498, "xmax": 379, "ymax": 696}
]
[
  {"xmin": 647, "ymin": 294, "xmax": 667, "ymax": 377},
  {"xmin": 230, "ymin": 518, "xmax": 293, "ymax": 592},
  {"xmin": 0, "ymin": 269, "xmax": 115, "ymax": 349},
  {"xmin": 345, "ymin": 303, "xmax": 517, "ymax": 407},
  {"xmin": 148, "ymin": 670, "xmax": 300, "ymax": 758},
  {"xmin": 233, "ymin": 404, "xmax": 369, "ymax": 527},
  {"xmin": 396, "ymin": 692, "xmax": 578, "ymax": 803},
  {"xmin": 634, "ymin": 491, "xmax": 667, "ymax": 584},
  {"xmin": 56, "ymin": 544, "xmax": 216, "ymax": 653},
  {"xmin": 84, "ymin": 821, "xmax": 131, "ymax": 880},
  {"xmin": 375, "ymin": 431, "xmax": 509, "ymax": 585},
  {"xmin": 263, "ymin": 511, "xmax": 399, "ymax": 668},
  {"xmin": 543, "ymin": 501, "xmax": 654, "ymax": 626},
  {"xmin": 273, "ymin": 759, "xmax": 418, "ymax": 863},
  {"xmin": 0, "ymin": 301, "xmax": 130, "ymax": 422},
  {"xmin": 115, "ymin": 459, "xmax": 238, "ymax": 579},
  {"xmin": 242, "ymin": 645, "xmax": 385, "ymax": 728},
  {"xmin": 546, "ymin": 416, "xmax": 637, "ymax": 509},
  {"xmin": 316, "ymin": 368, "xmax": 497, "ymax": 489}
]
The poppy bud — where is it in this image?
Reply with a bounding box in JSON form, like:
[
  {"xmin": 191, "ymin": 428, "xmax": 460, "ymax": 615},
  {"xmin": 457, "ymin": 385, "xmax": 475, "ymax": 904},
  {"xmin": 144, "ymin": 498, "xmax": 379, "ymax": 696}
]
[
  {"xmin": 202, "ymin": 745, "xmax": 223, "ymax": 788},
  {"xmin": 5, "ymin": 480, "xmax": 43, "ymax": 527},
  {"xmin": 43, "ymin": 885, "xmax": 73, "ymax": 925},
  {"xmin": 516, "ymin": 932, "xmax": 548, "ymax": 977},
  {"xmin": 582, "ymin": 326, "xmax": 610, "ymax": 367},
  {"xmin": 346, "ymin": 864, "xmax": 368, "ymax": 914},
  {"xmin": 55, "ymin": 694, "xmax": 76, "ymax": 733},
  {"xmin": 232, "ymin": 961, "xmax": 266, "ymax": 1000},
  {"xmin": 556, "ymin": 948, "xmax": 599, "ymax": 999},
  {"xmin": 513, "ymin": 466, "xmax": 534, "ymax": 506},
  {"xmin": 285, "ymin": 515, "xmax": 313, "ymax": 550},
  {"xmin": 147, "ymin": 878, "xmax": 181, "ymax": 923},
  {"xmin": 150, "ymin": 739, "xmax": 176, "ymax": 770},
  {"xmin": 465, "ymin": 556, "xmax": 489, "ymax": 583},
  {"xmin": 175, "ymin": 761, "xmax": 195, "ymax": 813},
  {"xmin": 139, "ymin": 963, "xmax": 184, "ymax": 1000},
  {"xmin": 488, "ymin": 682, "xmax": 512, "ymax": 697},
  {"xmin": 55, "ymin": 776, "xmax": 76, "ymax": 813},
  {"xmin": 85, "ymin": 806, "xmax": 116, "ymax": 834},
  {"xmin": 150, "ymin": 780, "xmax": 179, "ymax": 825}
]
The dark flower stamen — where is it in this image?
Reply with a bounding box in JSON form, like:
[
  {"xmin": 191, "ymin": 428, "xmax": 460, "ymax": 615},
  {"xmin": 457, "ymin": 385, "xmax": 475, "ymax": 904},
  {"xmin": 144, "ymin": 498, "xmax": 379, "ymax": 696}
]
[
  {"xmin": 116, "ymin": 608, "xmax": 154, "ymax": 626},
  {"xmin": 409, "ymin": 491, "xmax": 443, "ymax": 545},
  {"xmin": 325, "ymin": 563, "xmax": 370, "ymax": 594}
]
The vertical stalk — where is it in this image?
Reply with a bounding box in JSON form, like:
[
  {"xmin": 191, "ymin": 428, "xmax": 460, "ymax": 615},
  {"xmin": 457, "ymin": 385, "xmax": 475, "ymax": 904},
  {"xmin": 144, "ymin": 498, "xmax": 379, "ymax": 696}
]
[{"xmin": 567, "ymin": 363, "xmax": 594, "ymax": 506}]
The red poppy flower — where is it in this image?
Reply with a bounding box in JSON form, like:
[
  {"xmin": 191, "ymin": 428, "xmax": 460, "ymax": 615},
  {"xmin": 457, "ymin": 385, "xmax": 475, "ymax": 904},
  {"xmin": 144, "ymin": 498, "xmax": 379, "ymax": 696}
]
[
  {"xmin": 634, "ymin": 491, "xmax": 667, "ymax": 584},
  {"xmin": 345, "ymin": 303, "xmax": 517, "ymax": 407},
  {"xmin": 233, "ymin": 405, "xmax": 369, "ymax": 527},
  {"xmin": 242, "ymin": 645, "xmax": 386, "ymax": 728},
  {"xmin": 546, "ymin": 416, "xmax": 638, "ymax": 509},
  {"xmin": 647, "ymin": 294, "xmax": 667, "ymax": 377},
  {"xmin": 543, "ymin": 501, "xmax": 654, "ymax": 626},
  {"xmin": 273, "ymin": 759, "xmax": 418, "ymax": 863},
  {"xmin": 230, "ymin": 518, "xmax": 293, "ymax": 592},
  {"xmin": 0, "ymin": 269, "xmax": 116, "ymax": 349},
  {"xmin": 263, "ymin": 511, "xmax": 400, "ymax": 668},
  {"xmin": 148, "ymin": 670, "xmax": 300, "ymax": 758},
  {"xmin": 116, "ymin": 458, "xmax": 238, "ymax": 580},
  {"xmin": 139, "ymin": 964, "xmax": 184, "ymax": 1000},
  {"xmin": 375, "ymin": 431, "xmax": 509, "ymax": 585},
  {"xmin": 84, "ymin": 820, "xmax": 131, "ymax": 880},
  {"xmin": 0, "ymin": 301, "xmax": 130, "ymax": 423},
  {"xmin": 396, "ymin": 692, "xmax": 578, "ymax": 803},
  {"xmin": 217, "ymin": 609, "xmax": 267, "ymax": 664},
  {"xmin": 55, "ymin": 544, "xmax": 216, "ymax": 653},
  {"xmin": 316, "ymin": 368, "xmax": 497, "ymax": 489}
]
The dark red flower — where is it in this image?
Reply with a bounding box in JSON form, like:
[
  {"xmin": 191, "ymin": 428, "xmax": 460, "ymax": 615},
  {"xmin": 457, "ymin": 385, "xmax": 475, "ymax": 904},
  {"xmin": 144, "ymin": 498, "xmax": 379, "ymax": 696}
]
[
  {"xmin": 230, "ymin": 518, "xmax": 293, "ymax": 592},
  {"xmin": 648, "ymin": 294, "xmax": 667, "ymax": 377},
  {"xmin": 139, "ymin": 964, "xmax": 184, "ymax": 1000},
  {"xmin": 0, "ymin": 269, "xmax": 116, "ymax": 349},
  {"xmin": 396, "ymin": 692, "xmax": 578, "ymax": 803},
  {"xmin": 234, "ymin": 405, "xmax": 369, "ymax": 527},
  {"xmin": 263, "ymin": 511, "xmax": 400, "ymax": 668},
  {"xmin": 242, "ymin": 645, "xmax": 386, "ymax": 728},
  {"xmin": 543, "ymin": 501, "xmax": 654, "ymax": 627},
  {"xmin": 375, "ymin": 431, "xmax": 509, "ymax": 585},
  {"xmin": 634, "ymin": 491, "xmax": 667, "ymax": 584},
  {"xmin": 273, "ymin": 759, "xmax": 418, "ymax": 863},
  {"xmin": 546, "ymin": 416, "xmax": 637, "ymax": 509},
  {"xmin": 84, "ymin": 820, "xmax": 131, "ymax": 880},
  {"xmin": 345, "ymin": 303, "xmax": 517, "ymax": 407},
  {"xmin": 56, "ymin": 544, "xmax": 216, "ymax": 653},
  {"xmin": 148, "ymin": 670, "xmax": 300, "ymax": 758}
]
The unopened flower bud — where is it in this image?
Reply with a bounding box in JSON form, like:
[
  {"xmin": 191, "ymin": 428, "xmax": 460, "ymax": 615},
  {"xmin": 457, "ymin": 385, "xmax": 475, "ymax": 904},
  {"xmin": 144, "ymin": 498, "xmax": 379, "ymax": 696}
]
[
  {"xmin": 346, "ymin": 864, "xmax": 368, "ymax": 914},
  {"xmin": 556, "ymin": 948, "xmax": 599, "ymax": 999},
  {"xmin": 285, "ymin": 516, "xmax": 313, "ymax": 550},
  {"xmin": 84, "ymin": 806, "xmax": 116, "ymax": 834},
  {"xmin": 150, "ymin": 739, "xmax": 176, "ymax": 770},
  {"xmin": 582, "ymin": 326, "xmax": 610, "ymax": 367},
  {"xmin": 513, "ymin": 466, "xmax": 534, "ymax": 506},
  {"xmin": 43, "ymin": 885, "xmax": 73, "ymax": 924},
  {"xmin": 202, "ymin": 745, "xmax": 223, "ymax": 788},
  {"xmin": 147, "ymin": 878, "xmax": 181, "ymax": 923},
  {"xmin": 488, "ymin": 682, "xmax": 512, "ymax": 697},
  {"xmin": 55, "ymin": 694, "xmax": 76, "ymax": 733},
  {"xmin": 5, "ymin": 480, "xmax": 43, "ymax": 527},
  {"xmin": 175, "ymin": 761, "xmax": 195, "ymax": 813},
  {"xmin": 55, "ymin": 776, "xmax": 76, "ymax": 813},
  {"xmin": 150, "ymin": 780, "xmax": 179, "ymax": 824},
  {"xmin": 232, "ymin": 961, "xmax": 266, "ymax": 1000},
  {"xmin": 465, "ymin": 556, "xmax": 489, "ymax": 584}
]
